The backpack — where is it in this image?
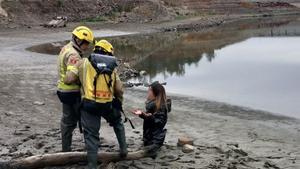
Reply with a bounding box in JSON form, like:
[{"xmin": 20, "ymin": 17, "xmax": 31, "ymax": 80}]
[{"xmin": 88, "ymin": 53, "xmax": 118, "ymax": 101}]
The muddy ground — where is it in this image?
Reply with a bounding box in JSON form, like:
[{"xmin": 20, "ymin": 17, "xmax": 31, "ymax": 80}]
[{"xmin": 0, "ymin": 16, "xmax": 300, "ymax": 169}]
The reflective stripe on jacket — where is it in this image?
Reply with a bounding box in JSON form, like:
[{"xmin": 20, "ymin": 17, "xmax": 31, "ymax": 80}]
[
  {"xmin": 57, "ymin": 42, "xmax": 81, "ymax": 91},
  {"xmin": 81, "ymin": 58, "xmax": 117, "ymax": 103}
]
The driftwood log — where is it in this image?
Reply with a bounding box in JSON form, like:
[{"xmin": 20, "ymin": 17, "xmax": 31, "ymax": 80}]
[{"xmin": 0, "ymin": 150, "xmax": 153, "ymax": 169}]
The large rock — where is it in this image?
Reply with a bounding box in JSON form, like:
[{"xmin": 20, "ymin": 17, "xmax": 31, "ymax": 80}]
[{"xmin": 177, "ymin": 136, "xmax": 194, "ymax": 146}]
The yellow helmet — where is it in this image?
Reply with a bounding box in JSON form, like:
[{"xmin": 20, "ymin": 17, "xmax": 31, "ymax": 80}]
[
  {"xmin": 95, "ymin": 40, "xmax": 114, "ymax": 55},
  {"xmin": 72, "ymin": 26, "xmax": 94, "ymax": 43}
]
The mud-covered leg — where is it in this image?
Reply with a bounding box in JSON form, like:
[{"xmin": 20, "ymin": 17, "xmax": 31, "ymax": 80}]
[
  {"xmin": 60, "ymin": 103, "xmax": 78, "ymax": 152},
  {"xmin": 81, "ymin": 110, "xmax": 101, "ymax": 169},
  {"xmin": 103, "ymin": 107, "xmax": 128, "ymax": 158},
  {"xmin": 112, "ymin": 118, "xmax": 128, "ymax": 158}
]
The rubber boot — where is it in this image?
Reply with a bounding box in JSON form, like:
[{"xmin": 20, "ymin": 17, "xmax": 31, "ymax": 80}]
[
  {"xmin": 87, "ymin": 152, "xmax": 98, "ymax": 169},
  {"xmin": 61, "ymin": 122, "xmax": 74, "ymax": 152},
  {"xmin": 60, "ymin": 103, "xmax": 78, "ymax": 152},
  {"xmin": 113, "ymin": 122, "xmax": 128, "ymax": 158},
  {"xmin": 145, "ymin": 144, "xmax": 160, "ymax": 159}
]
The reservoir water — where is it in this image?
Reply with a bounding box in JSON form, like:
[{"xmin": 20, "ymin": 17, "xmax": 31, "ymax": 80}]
[
  {"xmin": 130, "ymin": 37, "xmax": 300, "ymax": 119},
  {"xmin": 113, "ymin": 18, "xmax": 300, "ymax": 119},
  {"xmin": 27, "ymin": 17, "xmax": 300, "ymax": 119}
]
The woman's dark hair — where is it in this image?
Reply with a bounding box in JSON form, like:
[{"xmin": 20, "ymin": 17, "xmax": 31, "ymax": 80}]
[{"xmin": 150, "ymin": 81, "xmax": 167, "ymax": 111}]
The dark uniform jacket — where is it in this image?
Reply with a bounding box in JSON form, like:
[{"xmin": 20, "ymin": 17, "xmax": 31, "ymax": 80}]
[{"xmin": 139, "ymin": 99, "xmax": 171, "ymax": 146}]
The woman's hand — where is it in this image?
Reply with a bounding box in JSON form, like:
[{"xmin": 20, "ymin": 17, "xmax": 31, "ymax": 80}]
[
  {"xmin": 131, "ymin": 109, "xmax": 143, "ymax": 115},
  {"xmin": 143, "ymin": 112, "xmax": 152, "ymax": 117}
]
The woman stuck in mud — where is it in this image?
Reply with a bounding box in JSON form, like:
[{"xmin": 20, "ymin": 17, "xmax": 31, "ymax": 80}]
[{"xmin": 131, "ymin": 81, "xmax": 171, "ymax": 156}]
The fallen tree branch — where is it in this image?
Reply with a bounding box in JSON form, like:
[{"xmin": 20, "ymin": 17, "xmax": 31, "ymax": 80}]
[{"xmin": 0, "ymin": 150, "xmax": 152, "ymax": 169}]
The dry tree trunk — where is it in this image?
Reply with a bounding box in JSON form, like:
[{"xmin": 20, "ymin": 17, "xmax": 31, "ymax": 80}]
[{"xmin": 0, "ymin": 150, "xmax": 152, "ymax": 169}]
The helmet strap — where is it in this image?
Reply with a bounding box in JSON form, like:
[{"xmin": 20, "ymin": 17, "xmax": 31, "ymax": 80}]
[{"xmin": 72, "ymin": 35, "xmax": 85, "ymax": 54}]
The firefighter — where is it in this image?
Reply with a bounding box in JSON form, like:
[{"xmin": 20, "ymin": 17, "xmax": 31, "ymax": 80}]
[{"xmin": 57, "ymin": 26, "xmax": 94, "ymax": 152}]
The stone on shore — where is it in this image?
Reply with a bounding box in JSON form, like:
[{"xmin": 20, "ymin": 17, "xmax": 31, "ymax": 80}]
[
  {"xmin": 177, "ymin": 137, "xmax": 194, "ymax": 146},
  {"xmin": 182, "ymin": 144, "xmax": 195, "ymax": 153}
]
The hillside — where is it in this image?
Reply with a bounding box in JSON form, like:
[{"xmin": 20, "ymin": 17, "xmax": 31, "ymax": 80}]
[{"xmin": 0, "ymin": 0, "xmax": 300, "ymax": 28}]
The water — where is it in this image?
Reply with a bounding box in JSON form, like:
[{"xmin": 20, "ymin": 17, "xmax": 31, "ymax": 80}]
[
  {"xmin": 132, "ymin": 37, "xmax": 300, "ymax": 118},
  {"xmin": 26, "ymin": 17, "xmax": 300, "ymax": 118},
  {"xmin": 118, "ymin": 18, "xmax": 300, "ymax": 119}
]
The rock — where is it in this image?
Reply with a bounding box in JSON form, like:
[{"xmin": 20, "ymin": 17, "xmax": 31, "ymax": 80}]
[
  {"xmin": 182, "ymin": 144, "xmax": 195, "ymax": 153},
  {"xmin": 123, "ymin": 62, "xmax": 131, "ymax": 68},
  {"xmin": 33, "ymin": 101, "xmax": 45, "ymax": 106},
  {"xmin": 177, "ymin": 137, "xmax": 194, "ymax": 146},
  {"xmin": 139, "ymin": 70, "xmax": 147, "ymax": 76},
  {"xmin": 227, "ymin": 142, "xmax": 239, "ymax": 148},
  {"xmin": 43, "ymin": 16, "xmax": 67, "ymax": 28},
  {"xmin": 124, "ymin": 82, "xmax": 144, "ymax": 88},
  {"xmin": 4, "ymin": 111, "xmax": 14, "ymax": 116},
  {"xmin": 124, "ymin": 82, "xmax": 134, "ymax": 88}
]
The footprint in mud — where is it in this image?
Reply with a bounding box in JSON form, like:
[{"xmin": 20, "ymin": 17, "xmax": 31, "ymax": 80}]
[
  {"xmin": 34, "ymin": 141, "xmax": 45, "ymax": 149},
  {"xmin": 44, "ymin": 129, "xmax": 60, "ymax": 137},
  {"xmin": 248, "ymin": 131, "xmax": 258, "ymax": 142},
  {"xmin": 160, "ymin": 154, "xmax": 180, "ymax": 161},
  {"xmin": 8, "ymin": 145, "xmax": 18, "ymax": 153},
  {"xmin": 264, "ymin": 161, "xmax": 280, "ymax": 169}
]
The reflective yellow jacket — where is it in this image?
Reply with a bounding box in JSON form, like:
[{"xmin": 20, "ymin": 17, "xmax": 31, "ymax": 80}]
[
  {"xmin": 57, "ymin": 42, "xmax": 81, "ymax": 92},
  {"xmin": 78, "ymin": 58, "xmax": 124, "ymax": 103}
]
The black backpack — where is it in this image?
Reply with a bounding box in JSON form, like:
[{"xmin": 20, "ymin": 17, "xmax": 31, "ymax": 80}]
[{"xmin": 88, "ymin": 53, "xmax": 118, "ymax": 100}]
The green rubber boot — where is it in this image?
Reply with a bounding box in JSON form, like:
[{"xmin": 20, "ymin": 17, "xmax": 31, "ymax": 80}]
[
  {"xmin": 113, "ymin": 122, "xmax": 128, "ymax": 158},
  {"xmin": 87, "ymin": 152, "xmax": 98, "ymax": 169}
]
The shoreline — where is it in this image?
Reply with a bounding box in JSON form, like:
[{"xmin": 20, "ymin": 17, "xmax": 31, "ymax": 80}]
[
  {"xmin": 0, "ymin": 14, "xmax": 299, "ymax": 169},
  {"xmin": 127, "ymin": 87, "xmax": 299, "ymax": 121}
]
